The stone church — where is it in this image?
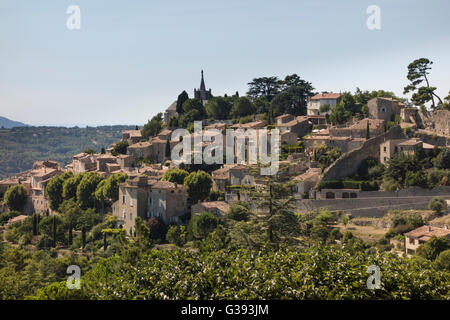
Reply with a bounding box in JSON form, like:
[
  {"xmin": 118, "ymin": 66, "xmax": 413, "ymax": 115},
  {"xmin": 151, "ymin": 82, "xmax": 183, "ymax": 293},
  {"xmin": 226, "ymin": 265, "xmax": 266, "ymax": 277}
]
[{"xmin": 164, "ymin": 70, "xmax": 212, "ymax": 126}]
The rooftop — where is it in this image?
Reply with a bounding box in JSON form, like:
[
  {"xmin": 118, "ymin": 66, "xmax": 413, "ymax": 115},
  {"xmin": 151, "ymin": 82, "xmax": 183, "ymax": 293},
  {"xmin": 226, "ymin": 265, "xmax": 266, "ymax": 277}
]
[
  {"xmin": 310, "ymin": 93, "xmax": 342, "ymax": 101},
  {"xmin": 405, "ymin": 225, "xmax": 450, "ymax": 240}
]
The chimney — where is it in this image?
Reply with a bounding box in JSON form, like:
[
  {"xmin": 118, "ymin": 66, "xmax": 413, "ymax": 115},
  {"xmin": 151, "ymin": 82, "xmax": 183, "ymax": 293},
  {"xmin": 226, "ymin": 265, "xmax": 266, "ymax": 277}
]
[{"xmin": 428, "ymin": 225, "xmax": 432, "ymax": 232}]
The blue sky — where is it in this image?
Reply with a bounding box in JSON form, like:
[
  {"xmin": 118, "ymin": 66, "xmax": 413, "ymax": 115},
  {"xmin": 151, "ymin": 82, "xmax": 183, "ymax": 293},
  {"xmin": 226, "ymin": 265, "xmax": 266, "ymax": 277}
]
[{"xmin": 0, "ymin": 0, "xmax": 449, "ymax": 126}]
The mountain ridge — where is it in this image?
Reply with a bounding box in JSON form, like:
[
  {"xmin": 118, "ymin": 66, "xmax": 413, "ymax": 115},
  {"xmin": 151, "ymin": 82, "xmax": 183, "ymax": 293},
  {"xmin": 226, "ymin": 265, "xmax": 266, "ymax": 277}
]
[{"xmin": 0, "ymin": 116, "xmax": 28, "ymax": 128}]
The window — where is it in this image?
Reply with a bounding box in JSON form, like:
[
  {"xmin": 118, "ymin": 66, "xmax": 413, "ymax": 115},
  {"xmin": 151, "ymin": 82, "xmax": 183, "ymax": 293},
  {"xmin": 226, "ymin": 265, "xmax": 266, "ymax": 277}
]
[
  {"xmin": 383, "ymin": 146, "xmax": 386, "ymax": 152},
  {"xmin": 129, "ymin": 213, "xmax": 132, "ymax": 221},
  {"xmin": 147, "ymin": 211, "xmax": 151, "ymax": 218},
  {"xmin": 158, "ymin": 199, "xmax": 163, "ymax": 207},
  {"xmin": 130, "ymin": 197, "xmax": 133, "ymax": 207},
  {"xmin": 122, "ymin": 195, "xmax": 126, "ymax": 204},
  {"xmin": 409, "ymin": 238, "xmax": 414, "ymax": 245},
  {"xmin": 148, "ymin": 197, "xmax": 153, "ymax": 205},
  {"xmin": 122, "ymin": 209, "xmax": 125, "ymax": 219}
]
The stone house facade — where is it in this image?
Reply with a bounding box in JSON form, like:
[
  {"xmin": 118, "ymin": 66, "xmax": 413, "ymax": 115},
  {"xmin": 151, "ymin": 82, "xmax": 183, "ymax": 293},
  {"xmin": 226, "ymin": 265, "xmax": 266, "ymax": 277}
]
[{"xmin": 112, "ymin": 176, "xmax": 188, "ymax": 233}]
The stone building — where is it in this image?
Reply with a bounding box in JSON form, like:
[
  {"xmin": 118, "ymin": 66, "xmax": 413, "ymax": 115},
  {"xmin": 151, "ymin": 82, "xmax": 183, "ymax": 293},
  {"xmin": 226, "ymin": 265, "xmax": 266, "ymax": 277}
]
[
  {"xmin": 329, "ymin": 118, "xmax": 385, "ymax": 139},
  {"xmin": 276, "ymin": 116, "xmax": 310, "ymax": 138},
  {"xmin": 122, "ymin": 130, "xmax": 142, "ymax": 145},
  {"xmin": 368, "ymin": 97, "xmax": 404, "ymax": 122},
  {"xmin": 192, "ymin": 201, "xmax": 230, "ymax": 217},
  {"xmin": 307, "ymin": 93, "xmax": 342, "ymax": 116},
  {"xmin": 194, "ymin": 70, "xmax": 212, "ymax": 103},
  {"xmin": 379, "ymin": 138, "xmax": 436, "ymax": 164},
  {"xmin": 112, "ymin": 176, "xmax": 188, "ymax": 233},
  {"xmin": 71, "ymin": 153, "xmax": 97, "ymax": 174},
  {"xmin": 404, "ymin": 225, "xmax": 450, "ymax": 256}
]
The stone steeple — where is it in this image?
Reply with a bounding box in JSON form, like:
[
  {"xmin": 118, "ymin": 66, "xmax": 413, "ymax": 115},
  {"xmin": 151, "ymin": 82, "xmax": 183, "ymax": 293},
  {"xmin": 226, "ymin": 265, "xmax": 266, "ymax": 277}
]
[{"xmin": 194, "ymin": 70, "xmax": 211, "ymax": 102}]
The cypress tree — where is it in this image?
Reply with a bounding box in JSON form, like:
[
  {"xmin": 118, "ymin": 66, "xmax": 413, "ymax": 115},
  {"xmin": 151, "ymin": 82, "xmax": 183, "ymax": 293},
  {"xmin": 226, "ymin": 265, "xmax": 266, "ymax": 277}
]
[
  {"xmin": 103, "ymin": 232, "xmax": 107, "ymax": 251},
  {"xmin": 32, "ymin": 214, "xmax": 37, "ymax": 236},
  {"xmin": 82, "ymin": 227, "xmax": 86, "ymax": 249},
  {"xmin": 68, "ymin": 221, "xmax": 73, "ymax": 246},
  {"xmin": 165, "ymin": 139, "xmax": 171, "ymax": 158},
  {"xmin": 366, "ymin": 120, "xmax": 370, "ymax": 140},
  {"xmin": 52, "ymin": 215, "xmax": 57, "ymax": 248}
]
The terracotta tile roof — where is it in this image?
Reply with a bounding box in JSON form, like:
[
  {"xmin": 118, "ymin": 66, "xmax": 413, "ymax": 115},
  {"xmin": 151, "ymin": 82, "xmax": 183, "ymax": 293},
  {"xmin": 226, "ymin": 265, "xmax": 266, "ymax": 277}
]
[
  {"xmin": 275, "ymin": 114, "xmax": 293, "ymax": 120},
  {"xmin": 128, "ymin": 141, "xmax": 152, "ymax": 149},
  {"xmin": 123, "ymin": 130, "xmax": 142, "ymax": 138},
  {"xmin": 397, "ymin": 139, "xmax": 422, "ymax": 146},
  {"xmin": 310, "ymin": 93, "xmax": 342, "ymax": 100},
  {"xmin": 405, "ymin": 225, "xmax": 450, "ymax": 239},
  {"xmin": 195, "ymin": 201, "xmax": 230, "ymax": 214},
  {"xmin": 348, "ymin": 118, "xmax": 384, "ymax": 130}
]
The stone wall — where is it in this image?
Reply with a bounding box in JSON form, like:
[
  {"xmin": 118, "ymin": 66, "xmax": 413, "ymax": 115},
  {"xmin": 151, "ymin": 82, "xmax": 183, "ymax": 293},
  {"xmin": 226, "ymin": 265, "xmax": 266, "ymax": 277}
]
[
  {"xmin": 322, "ymin": 126, "xmax": 405, "ymax": 181},
  {"xmin": 295, "ymin": 186, "xmax": 450, "ymax": 217}
]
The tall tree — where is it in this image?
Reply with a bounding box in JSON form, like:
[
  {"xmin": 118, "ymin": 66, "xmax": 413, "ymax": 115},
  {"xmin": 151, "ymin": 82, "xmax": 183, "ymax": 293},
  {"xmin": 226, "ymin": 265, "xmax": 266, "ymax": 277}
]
[
  {"xmin": 141, "ymin": 113, "xmax": 163, "ymax": 139},
  {"xmin": 176, "ymin": 91, "xmax": 189, "ymax": 114},
  {"xmin": 230, "ymin": 97, "xmax": 256, "ymax": 118},
  {"xmin": 403, "ymin": 58, "xmax": 443, "ymax": 109},
  {"xmin": 183, "ymin": 170, "xmax": 212, "ymax": 203},
  {"xmin": 4, "ymin": 185, "xmax": 27, "ymax": 212},
  {"xmin": 205, "ymin": 97, "xmax": 232, "ymax": 119},
  {"xmin": 247, "ymin": 77, "xmax": 281, "ymax": 101}
]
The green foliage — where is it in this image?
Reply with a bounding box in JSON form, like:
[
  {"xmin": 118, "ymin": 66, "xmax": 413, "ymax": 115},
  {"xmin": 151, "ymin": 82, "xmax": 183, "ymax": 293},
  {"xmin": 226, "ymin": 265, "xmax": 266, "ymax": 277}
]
[
  {"xmin": 0, "ymin": 125, "xmax": 133, "ymax": 180},
  {"xmin": 76, "ymin": 172, "xmax": 104, "ymax": 209},
  {"xmin": 0, "ymin": 210, "xmax": 20, "ymax": 225},
  {"xmin": 161, "ymin": 168, "xmax": 189, "ymax": 185},
  {"xmin": 329, "ymin": 103, "xmax": 350, "ymax": 125},
  {"xmin": 428, "ymin": 197, "xmax": 447, "ymax": 214},
  {"xmin": 188, "ymin": 211, "xmax": 218, "ymax": 240},
  {"xmin": 319, "ymin": 103, "xmax": 331, "ymax": 114},
  {"xmin": 45, "ymin": 172, "xmax": 73, "ymax": 211},
  {"xmin": 205, "ymin": 96, "xmax": 232, "ymax": 119},
  {"xmin": 145, "ymin": 217, "xmax": 167, "ymax": 241},
  {"xmin": 246, "ymin": 76, "xmax": 281, "ymax": 101},
  {"xmin": 416, "ymin": 236, "xmax": 450, "ymax": 261},
  {"xmin": 176, "ymin": 90, "xmax": 189, "ymax": 115},
  {"xmin": 4, "ymin": 185, "xmax": 27, "ymax": 212},
  {"xmin": 183, "ymin": 170, "xmax": 212, "ymax": 203},
  {"xmin": 62, "ymin": 173, "xmax": 85, "ymax": 201},
  {"xmin": 434, "ymin": 249, "xmax": 450, "ymax": 271},
  {"xmin": 166, "ymin": 225, "xmax": 187, "ymax": 246},
  {"xmin": 141, "ymin": 113, "xmax": 163, "ymax": 140},
  {"xmin": 95, "ymin": 173, "xmax": 128, "ymax": 202},
  {"xmin": 435, "ymin": 148, "xmax": 450, "ymax": 169},
  {"xmin": 227, "ymin": 201, "xmax": 250, "ymax": 222},
  {"xmin": 65, "ymin": 244, "xmax": 450, "ymax": 299},
  {"xmin": 230, "ymin": 97, "xmax": 255, "ymax": 118},
  {"xmin": 403, "ymin": 58, "xmax": 442, "ymax": 108},
  {"xmin": 111, "ymin": 140, "xmax": 129, "ymax": 156}
]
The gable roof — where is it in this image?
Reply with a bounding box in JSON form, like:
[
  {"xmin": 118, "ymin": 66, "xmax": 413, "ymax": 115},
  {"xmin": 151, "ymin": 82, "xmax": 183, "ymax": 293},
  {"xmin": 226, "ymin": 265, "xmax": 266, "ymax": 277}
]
[{"xmin": 310, "ymin": 93, "xmax": 342, "ymax": 101}]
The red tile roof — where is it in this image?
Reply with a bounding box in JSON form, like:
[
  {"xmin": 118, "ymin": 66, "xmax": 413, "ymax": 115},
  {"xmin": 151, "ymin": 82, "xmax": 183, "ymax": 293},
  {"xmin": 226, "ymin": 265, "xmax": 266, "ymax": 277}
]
[{"xmin": 310, "ymin": 93, "xmax": 342, "ymax": 101}]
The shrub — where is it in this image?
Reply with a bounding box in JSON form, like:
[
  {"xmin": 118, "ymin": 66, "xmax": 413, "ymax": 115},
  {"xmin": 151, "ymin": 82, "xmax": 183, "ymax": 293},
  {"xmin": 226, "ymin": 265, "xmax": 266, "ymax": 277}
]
[{"xmin": 428, "ymin": 197, "xmax": 447, "ymax": 215}]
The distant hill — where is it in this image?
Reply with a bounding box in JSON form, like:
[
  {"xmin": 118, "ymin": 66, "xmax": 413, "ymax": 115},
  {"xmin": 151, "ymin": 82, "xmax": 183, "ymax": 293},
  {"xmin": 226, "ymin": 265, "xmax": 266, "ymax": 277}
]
[
  {"xmin": 0, "ymin": 116, "xmax": 28, "ymax": 128},
  {"xmin": 0, "ymin": 125, "xmax": 135, "ymax": 179}
]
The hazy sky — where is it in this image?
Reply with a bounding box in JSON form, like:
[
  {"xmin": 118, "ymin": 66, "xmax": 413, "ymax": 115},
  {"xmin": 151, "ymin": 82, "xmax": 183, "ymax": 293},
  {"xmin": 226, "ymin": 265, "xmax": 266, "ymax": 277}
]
[{"xmin": 1, "ymin": 0, "xmax": 449, "ymax": 126}]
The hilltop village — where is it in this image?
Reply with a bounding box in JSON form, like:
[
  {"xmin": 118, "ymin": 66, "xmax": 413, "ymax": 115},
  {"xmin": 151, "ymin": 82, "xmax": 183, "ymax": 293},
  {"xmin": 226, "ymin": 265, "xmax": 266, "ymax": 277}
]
[{"xmin": 1, "ymin": 67, "xmax": 450, "ymax": 269}]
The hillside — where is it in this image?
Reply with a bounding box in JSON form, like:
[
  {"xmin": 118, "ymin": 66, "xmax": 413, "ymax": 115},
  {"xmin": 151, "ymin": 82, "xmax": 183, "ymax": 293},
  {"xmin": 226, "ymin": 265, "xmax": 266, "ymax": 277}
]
[
  {"xmin": 0, "ymin": 116, "xmax": 28, "ymax": 129},
  {"xmin": 0, "ymin": 125, "xmax": 135, "ymax": 179}
]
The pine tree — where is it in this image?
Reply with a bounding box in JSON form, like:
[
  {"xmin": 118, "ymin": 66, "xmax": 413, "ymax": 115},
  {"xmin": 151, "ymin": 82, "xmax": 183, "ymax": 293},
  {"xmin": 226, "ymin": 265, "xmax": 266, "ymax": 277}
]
[{"xmin": 244, "ymin": 167, "xmax": 299, "ymax": 247}]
